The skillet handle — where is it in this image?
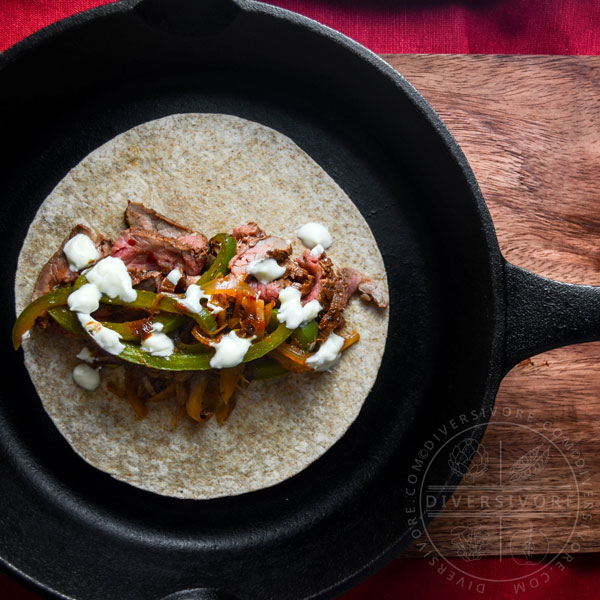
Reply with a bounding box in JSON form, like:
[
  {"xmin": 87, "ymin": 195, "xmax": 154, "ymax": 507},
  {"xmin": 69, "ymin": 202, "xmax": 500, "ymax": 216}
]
[
  {"xmin": 503, "ymin": 260, "xmax": 600, "ymax": 373},
  {"xmin": 131, "ymin": 0, "xmax": 247, "ymax": 37},
  {"xmin": 160, "ymin": 589, "xmax": 240, "ymax": 600}
]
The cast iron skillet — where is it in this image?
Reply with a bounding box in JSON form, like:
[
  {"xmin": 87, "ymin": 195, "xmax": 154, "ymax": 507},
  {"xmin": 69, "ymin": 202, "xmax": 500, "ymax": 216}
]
[{"xmin": 1, "ymin": 1, "xmax": 599, "ymax": 599}]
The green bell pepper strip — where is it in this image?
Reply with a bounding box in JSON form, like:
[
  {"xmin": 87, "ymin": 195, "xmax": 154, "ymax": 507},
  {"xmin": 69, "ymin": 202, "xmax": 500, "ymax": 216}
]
[
  {"xmin": 117, "ymin": 342, "xmax": 213, "ymax": 370},
  {"xmin": 101, "ymin": 290, "xmax": 216, "ymax": 332},
  {"xmin": 47, "ymin": 306, "xmax": 187, "ymax": 341},
  {"xmin": 266, "ymin": 308, "xmax": 279, "ymax": 333},
  {"xmin": 12, "ymin": 286, "xmax": 75, "ymax": 350},
  {"xmin": 116, "ymin": 322, "xmax": 293, "ymax": 371},
  {"xmin": 12, "ymin": 273, "xmax": 90, "ymax": 349},
  {"xmin": 176, "ymin": 341, "xmax": 214, "ymax": 354},
  {"xmin": 13, "ymin": 283, "xmax": 216, "ymax": 350},
  {"xmin": 245, "ymin": 356, "xmax": 290, "ymax": 380},
  {"xmin": 198, "ymin": 233, "xmax": 237, "ymax": 286},
  {"xmin": 267, "ymin": 312, "xmax": 317, "ymax": 351},
  {"xmin": 243, "ymin": 322, "xmax": 293, "ymax": 362},
  {"xmin": 291, "ymin": 320, "xmax": 318, "ymax": 351}
]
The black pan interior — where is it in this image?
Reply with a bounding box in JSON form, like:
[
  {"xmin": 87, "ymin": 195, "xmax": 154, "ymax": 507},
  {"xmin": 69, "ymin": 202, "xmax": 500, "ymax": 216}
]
[{"xmin": 0, "ymin": 2, "xmax": 504, "ymax": 599}]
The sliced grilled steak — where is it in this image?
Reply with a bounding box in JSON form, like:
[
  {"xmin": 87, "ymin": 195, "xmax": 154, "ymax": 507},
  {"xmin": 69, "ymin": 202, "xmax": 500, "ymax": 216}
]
[
  {"xmin": 126, "ymin": 201, "xmax": 197, "ymax": 239},
  {"xmin": 299, "ymin": 250, "xmax": 325, "ymax": 304},
  {"xmin": 317, "ymin": 268, "xmax": 348, "ymax": 341},
  {"xmin": 32, "ymin": 225, "xmax": 112, "ymax": 299},
  {"xmin": 340, "ymin": 268, "xmax": 363, "ymax": 303},
  {"xmin": 316, "ymin": 266, "xmax": 387, "ymax": 340},
  {"xmin": 128, "ymin": 269, "xmax": 164, "ymax": 292},
  {"xmin": 229, "ymin": 236, "xmax": 292, "ymax": 280},
  {"xmin": 112, "ymin": 228, "xmax": 208, "ymax": 277},
  {"xmin": 358, "ymin": 278, "xmax": 388, "ymax": 308},
  {"xmin": 341, "ymin": 268, "xmax": 388, "ymax": 308},
  {"xmin": 248, "ymin": 280, "xmax": 284, "ymax": 301},
  {"xmin": 232, "ymin": 222, "xmax": 265, "ymax": 243},
  {"xmin": 281, "ymin": 257, "xmax": 314, "ymax": 296}
]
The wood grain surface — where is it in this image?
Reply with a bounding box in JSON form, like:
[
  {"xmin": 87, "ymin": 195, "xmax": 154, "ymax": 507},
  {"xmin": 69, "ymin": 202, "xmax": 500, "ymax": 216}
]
[{"xmin": 382, "ymin": 55, "xmax": 600, "ymax": 558}]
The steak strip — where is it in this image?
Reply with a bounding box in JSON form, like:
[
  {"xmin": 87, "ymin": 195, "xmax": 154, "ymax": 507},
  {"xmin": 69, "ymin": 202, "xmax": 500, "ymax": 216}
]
[
  {"xmin": 126, "ymin": 201, "xmax": 198, "ymax": 239},
  {"xmin": 112, "ymin": 228, "xmax": 209, "ymax": 277},
  {"xmin": 229, "ymin": 236, "xmax": 292, "ymax": 280},
  {"xmin": 317, "ymin": 266, "xmax": 387, "ymax": 341},
  {"xmin": 32, "ymin": 225, "xmax": 112, "ymax": 300},
  {"xmin": 113, "ymin": 202, "xmax": 210, "ymax": 288}
]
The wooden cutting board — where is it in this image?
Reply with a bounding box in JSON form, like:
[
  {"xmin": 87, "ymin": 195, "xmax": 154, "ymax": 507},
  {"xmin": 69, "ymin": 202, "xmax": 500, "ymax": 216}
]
[{"xmin": 381, "ymin": 55, "xmax": 600, "ymax": 558}]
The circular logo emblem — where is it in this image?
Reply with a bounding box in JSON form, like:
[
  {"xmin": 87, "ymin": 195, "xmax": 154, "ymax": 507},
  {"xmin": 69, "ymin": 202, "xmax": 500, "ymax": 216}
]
[{"xmin": 404, "ymin": 413, "xmax": 590, "ymax": 592}]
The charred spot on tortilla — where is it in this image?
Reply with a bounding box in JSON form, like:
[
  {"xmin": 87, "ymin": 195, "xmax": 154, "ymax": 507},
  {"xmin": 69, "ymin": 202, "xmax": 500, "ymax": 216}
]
[{"xmin": 15, "ymin": 114, "xmax": 389, "ymax": 500}]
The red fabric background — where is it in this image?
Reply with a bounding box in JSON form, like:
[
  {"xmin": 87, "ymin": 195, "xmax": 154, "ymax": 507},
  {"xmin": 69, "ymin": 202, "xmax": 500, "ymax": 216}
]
[
  {"xmin": 1, "ymin": 1, "xmax": 599, "ymax": 599},
  {"xmin": 1, "ymin": 0, "xmax": 600, "ymax": 54}
]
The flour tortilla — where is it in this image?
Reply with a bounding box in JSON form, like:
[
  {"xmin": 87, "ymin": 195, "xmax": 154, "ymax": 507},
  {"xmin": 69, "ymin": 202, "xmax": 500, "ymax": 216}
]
[{"xmin": 15, "ymin": 114, "xmax": 388, "ymax": 499}]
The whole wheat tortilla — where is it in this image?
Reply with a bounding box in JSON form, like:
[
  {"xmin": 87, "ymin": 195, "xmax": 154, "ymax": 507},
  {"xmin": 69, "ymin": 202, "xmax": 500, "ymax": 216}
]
[{"xmin": 15, "ymin": 114, "xmax": 388, "ymax": 499}]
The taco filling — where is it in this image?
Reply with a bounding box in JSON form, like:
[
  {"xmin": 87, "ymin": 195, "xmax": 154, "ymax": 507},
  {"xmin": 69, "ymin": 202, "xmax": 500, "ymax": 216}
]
[{"xmin": 14, "ymin": 201, "xmax": 387, "ymax": 424}]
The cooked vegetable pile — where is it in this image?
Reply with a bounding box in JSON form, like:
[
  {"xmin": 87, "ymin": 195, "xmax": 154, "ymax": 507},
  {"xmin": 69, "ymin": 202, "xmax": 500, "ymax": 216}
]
[{"xmin": 13, "ymin": 203, "xmax": 386, "ymax": 424}]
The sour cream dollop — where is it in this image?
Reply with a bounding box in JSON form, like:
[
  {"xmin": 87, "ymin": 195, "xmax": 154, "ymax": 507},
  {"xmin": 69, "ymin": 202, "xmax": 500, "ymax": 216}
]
[
  {"xmin": 76, "ymin": 347, "xmax": 95, "ymax": 364},
  {"xmin": 309, "ymin": 243, "xmax": 324, "ymax": 258},
  {"xmin": 63, "ymin": 233, "xmax": 100, "ymax": 271},
  {"xmin": 66, "ymin": 257, "xmax": 135, "ymax": 357},
  {"xmin": 77, "ymin": 313, "xmax": 125, "ymax": 355},
  {"xmin": 210, "ymin": 331, "xmax": 253, "ymax": 369},
  {"xmin": 306, "ymin": 332, "xmax": 344, "ymax": 372},
  {"xmin": 72, "ymin": 363, "xmax": 100, "ymax": 391},
  {"xmin": 67, "ymin": 283, "xmax": 102, "ymax": 314},
  {"xmin": 86, "ymin": 256, "xmax": 137, "ymax": 302},
  {"xmin": 141, "ymin": 322, "xmax": 174, "ymax": 357},
  {"xmin": 297, "ymin": 223, "xmax": 332, "ymax": 250},
  {"xmin": 247, "ymin": 258, "xmax": 286, "ymax": 284},
  {"xmin": 178, "ymin": 284, "xmax": 223, "ymax": 314},
  {"xmin": 166, "ymin": 268, "xmax": 182, "ymax": 286},
  {"xmin": 277, "ymin": 287, "xmax": 321, "ymax": 330}
]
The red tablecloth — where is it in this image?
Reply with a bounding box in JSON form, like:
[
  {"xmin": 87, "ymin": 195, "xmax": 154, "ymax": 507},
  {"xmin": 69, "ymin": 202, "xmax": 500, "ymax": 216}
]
[
  {"xmin": 1, "ymin": 1, "xmax": 599, "ymax": 599},
  {"xmin": 2, "ymin": 0, "xmax": 600, "ymax": 54}
]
